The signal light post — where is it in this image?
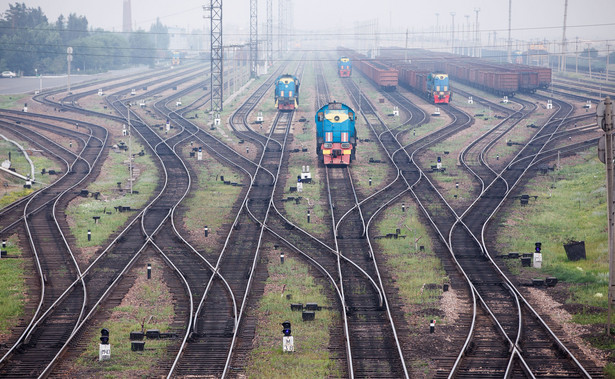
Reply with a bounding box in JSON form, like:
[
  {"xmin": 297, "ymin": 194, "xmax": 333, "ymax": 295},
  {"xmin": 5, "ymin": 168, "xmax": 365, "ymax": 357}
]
[
  {"xmin": 282, "ymin": 321, "xmax": 293, "ymax": 352},
  {"xmin": 99, "ymin": 328, "xmax": 110, "ymax": 361},
  {"xmin": 533, "ymin": 242, "xmax": 542, "ymax": 268}
]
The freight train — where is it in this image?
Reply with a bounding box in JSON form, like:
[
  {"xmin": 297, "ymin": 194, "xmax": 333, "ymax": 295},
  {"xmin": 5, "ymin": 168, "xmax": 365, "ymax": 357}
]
[
  {"xmin": 338, "ymin": 57, "xmax": 352, "ymax": 77},
  {"xmin": 274, "ymin": 74, "xmax": 300, "ymax": 111},
  {"xmin": 316, "ymin": 101, "xmax": 357, "ymax": 165},
  {"xmin": 338, "ymin": 48, "xmax": 398, "ymax": 90},
  {"xmin": 398, "ymin": 66, "xmax": 451, "ymax": 104},
  {"xmin": 380, "ymin": 48, "xmax": 552, "ymax": 97}
]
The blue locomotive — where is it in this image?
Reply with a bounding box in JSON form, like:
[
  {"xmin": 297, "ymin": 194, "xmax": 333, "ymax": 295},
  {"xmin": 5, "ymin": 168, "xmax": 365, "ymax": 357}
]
[
  {"xmin": 338, "ymin": 57, "xmax": 352, "ymax": 77},
  {"xmin": 274, "ymin": 74, "xmax": 300, "ymax": 111},
  {"xmin": 426, "ymin": 73, "xmax": 451, "ymax": 104},
  {"xmin": 315, "ymin": 101, "xmax": 357, "ymax": 165}
]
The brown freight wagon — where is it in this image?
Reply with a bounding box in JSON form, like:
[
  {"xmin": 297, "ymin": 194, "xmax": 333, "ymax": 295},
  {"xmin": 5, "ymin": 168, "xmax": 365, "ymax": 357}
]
[{"xmin": 366, "ymin": 60, "xmax": 398, "ymax": 90}]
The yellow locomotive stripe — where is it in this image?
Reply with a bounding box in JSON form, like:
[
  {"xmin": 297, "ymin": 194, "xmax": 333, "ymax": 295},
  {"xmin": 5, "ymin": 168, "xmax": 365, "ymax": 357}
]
[{"xmin": 325, "ymin": 110, "xmax": 348, "ymax": 122}]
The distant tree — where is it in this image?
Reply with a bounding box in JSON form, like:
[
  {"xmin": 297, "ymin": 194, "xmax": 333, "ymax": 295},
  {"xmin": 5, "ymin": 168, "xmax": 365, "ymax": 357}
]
[
  {"xmin": 0, "ymin": 2, "xmax": 47, "ymax": 35},
  {"xmin": 149, "ymin": 18, "xmax": 169, "ymax": 56},
  {"xmin": 128, "ymin": 29, "xmax": 155, "ymax": 66},
  {"xmin": 581, "ymin": 47, "xmax": 598, "ymax": 58},
  {"xmin": 55, "ymin": 14, "xmax": 65, "ymax": 32},
  {"xmin": 66, "ymin": 13, "xmax": 88, "ymax": 42},
  {"xmin": 1, "ymin": 24, "xmax": 61, "ymax": 74},
  {"xmin": 72, "ymin": 32, "xmax": 129, "ymax": 72}
]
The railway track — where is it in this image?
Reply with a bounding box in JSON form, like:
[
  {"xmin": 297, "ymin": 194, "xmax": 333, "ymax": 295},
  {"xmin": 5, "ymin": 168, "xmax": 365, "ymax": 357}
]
[{"xmin": 349, "ymin": 56, "xmax": 603, "ymax": 376}]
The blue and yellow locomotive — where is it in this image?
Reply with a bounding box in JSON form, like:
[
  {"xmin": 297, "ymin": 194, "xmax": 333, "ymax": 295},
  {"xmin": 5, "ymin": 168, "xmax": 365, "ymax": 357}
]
[
  {"xmin": 316, "ymin": 101, "xmax": 357, "ymax": 165},
  {"xmin": 427, "ymin": 73, "xmax": 451, "ymax": 104},
  {"xmin": 338, "ymin": 57, "xmax": 352, "ymax": 77},
  {"xmin": 274, "ymin": 74, "xmax": 300, "ymax": 111},
  {"xmin": 172, "ymin": 51, "xmax": 181, "ymax": 66}
]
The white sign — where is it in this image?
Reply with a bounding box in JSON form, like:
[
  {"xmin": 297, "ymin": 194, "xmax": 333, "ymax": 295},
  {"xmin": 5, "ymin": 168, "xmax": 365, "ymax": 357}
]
[
  {"xmin": 533, "ymin": 253, "xmax": 542, "ymax": 269},
  {"xmin": 283, "ymin": 336, "xmax": 294, "ymax": 352},
  {"xmin": 99, "ymin": 344, "xmax": 110, "ymax": 361},
  {"xmin": 297, "ymin": 182, "xmax": 303, "ymax": 192}
]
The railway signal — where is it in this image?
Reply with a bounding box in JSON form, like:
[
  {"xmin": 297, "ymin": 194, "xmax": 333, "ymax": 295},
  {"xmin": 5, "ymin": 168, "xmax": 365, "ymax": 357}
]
[
  {"xmin": 282, "ymin": 320, "xmax": 291, "ymax": 336},
  {"xmin": 282, "ymin": 321, "xmax": 293, "ymax": 352},
  {"xmin": 437, "ymin": 156, "xmax": 442, "ymax": 170},
  {"xmin": 534, "ymin": 243, "xmax": 542, "ymax": 269},
  {"xmin": 99, "ymin": 328, "xmax": 110, "ymax": 361}
]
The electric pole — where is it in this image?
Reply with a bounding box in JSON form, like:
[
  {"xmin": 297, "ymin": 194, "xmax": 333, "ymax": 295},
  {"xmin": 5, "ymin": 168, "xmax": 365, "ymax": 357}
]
[
  {"xmin": 450, "ymin": 12, "xmax": 455, "ymax": 54},
  {"xmin": 507, "ymin": 0, "xmax": 512, "ymax": 63},
  {"xmin": 474, "ymin": 8, "xmax": 480, "ymax": 57},
  {"xmin": 205, "ymin": 1, "xmax": 223, "ymax": 112},
  {"xmin": 560, "ymin": 0, "xmax": 568, "ymax": 72},
  {"xmin": 598, "ymin": 97, "xmax": 614, "ymax": 335},
  {"xmin": 250, "ymin": 0, "xmax": 258, "ymax": 77}
]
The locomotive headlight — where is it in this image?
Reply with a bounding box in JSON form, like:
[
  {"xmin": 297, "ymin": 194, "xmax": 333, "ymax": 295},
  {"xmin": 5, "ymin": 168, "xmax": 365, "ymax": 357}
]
[{"xmin": 334, "ymin": 115, "xmax": 340, "ymax": 121}]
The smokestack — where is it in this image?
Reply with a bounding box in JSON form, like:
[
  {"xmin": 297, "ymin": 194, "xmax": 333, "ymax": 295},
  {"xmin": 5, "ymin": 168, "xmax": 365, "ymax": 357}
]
[{"xmin": 123, "ymin": 0, "xmax": 132, "ymax": 33}]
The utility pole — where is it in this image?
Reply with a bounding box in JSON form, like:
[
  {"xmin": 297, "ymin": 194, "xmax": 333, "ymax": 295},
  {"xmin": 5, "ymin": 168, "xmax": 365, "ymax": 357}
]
[
  {"xmin": 588, "ymin": 43, "xmax": 593, "ymax": 79},
  {"xmin": 464, "ymin": 14, "xmax": 470, "ymax": 55},
  {"xmin": 474, "ymin": 8, "xmax": 480, "ymax": 58},
  {"xmin": 607, "ymin": 42, "xmax": 610, "ymax": 82},
  {"xmin": 205, "ymin": 1, "xmax": 223, "ymax": 112},
  {"xmin": 507, "ymin": 0, "xmax": 512, "ymax": 63},
  {"xmin": 405, "ymin": 29, "xmax": 409, "ymax": 62},
  {"xmin": 278, "ymin": 0, "xmax": 286, "ymax": 55},
  {"xmin": 67, "ymin": 47, "xmax": 73, "ymax": 93},
  {"xmin": 435, "ymin": 13, "xmax": 439, "ymax": 46},
  {"xmin": 598, "ymin": 97, "xmax": 614, "ymax": 335},
  {"xmin": 575, "ymin": 37, "xmax": 579, "ymax": 73},
  {"xmin": 249, "ymin": 0, "xmax": 258, "ymax": 77},
  {"xmin": 560, "ymin": 0, "xmax": 568, "ymax": 72},
  {"xmin": 267, "ymin": 0, "xmax": 272, "ymax": 66},
  {"xmin": 127, "ymin": 102, "xmax": 133, "ymax": 194},
  {"xmin": 450, "ymin": 12, "xmax": 455, "ymax": 54}
]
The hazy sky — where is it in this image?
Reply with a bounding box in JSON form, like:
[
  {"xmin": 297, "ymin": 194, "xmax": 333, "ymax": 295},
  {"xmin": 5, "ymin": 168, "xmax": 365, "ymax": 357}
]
[{"xmin": 2, "ymin": 0, "xmax": 614, "ymax": 44}]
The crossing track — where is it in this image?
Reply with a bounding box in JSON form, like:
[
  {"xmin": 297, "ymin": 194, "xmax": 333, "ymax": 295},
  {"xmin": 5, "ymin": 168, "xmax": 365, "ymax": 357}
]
[
  {"xmin": 0, "ymin": 112, "xmax": 108, "ymax": 377},
  {"xmin": 0, "ymin": 62, "xmax": 216, "ymax": 377},
  {"xmin": 164, "ymin": 61, "xmax": 304, "ymax": 377},
  {"xmin": 347, "ymin": 59, "xmax": 603, "ymax": 376}
]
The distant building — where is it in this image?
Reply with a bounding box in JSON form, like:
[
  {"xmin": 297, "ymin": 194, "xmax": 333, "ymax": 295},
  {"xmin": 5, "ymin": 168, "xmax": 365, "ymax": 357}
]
[{"xmin": 123, "ymin": 0, "xmax": 132, "ymax": 33}]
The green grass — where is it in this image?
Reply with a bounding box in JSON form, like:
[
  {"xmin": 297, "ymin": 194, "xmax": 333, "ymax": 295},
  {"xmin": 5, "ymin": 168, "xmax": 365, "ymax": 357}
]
[
  {"xmin": 0, "ymin": 94, "xmax": 28, "ymax": 110},
  {"xmin": 244, "ymin": 246, "xmax": 343, "ymax": 378},
  {"xmin": 0, "ymin": 188, "xmax": 34, "ymax": 208},
  {"xmin": 181, "ymin": 147, "xmax": 243, "ymax": 254},
  {"xmin": 495, "ymin": 150, "xmax": 613, "ymax": 339},
  {"xmin": 0, "ymin": 235, "xmax": 26, "ymax": 335},
  {"xmin": 374, "ymin": 196, "xmax": 447, "ymax": 322},
  {"xmin": 72, "ymin": 259, "xmax": 173, "ymax": 376},
  {"xmin": 66, "ymin": 141, "xmax": 158, "ymax": 250}
]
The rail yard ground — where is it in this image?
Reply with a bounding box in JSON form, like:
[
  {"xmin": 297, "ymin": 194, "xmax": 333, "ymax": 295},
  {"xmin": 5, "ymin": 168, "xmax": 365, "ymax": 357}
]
[{"xmin": 0, "ymin": 53, "xmax": 614, "ymax": 377}]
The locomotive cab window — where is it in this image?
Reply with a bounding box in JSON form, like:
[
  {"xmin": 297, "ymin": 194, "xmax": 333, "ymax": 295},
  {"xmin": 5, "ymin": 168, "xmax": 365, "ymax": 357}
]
[{"xmin": 328, "ymin": 102, "xmax": 342, "ymax": 110}]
